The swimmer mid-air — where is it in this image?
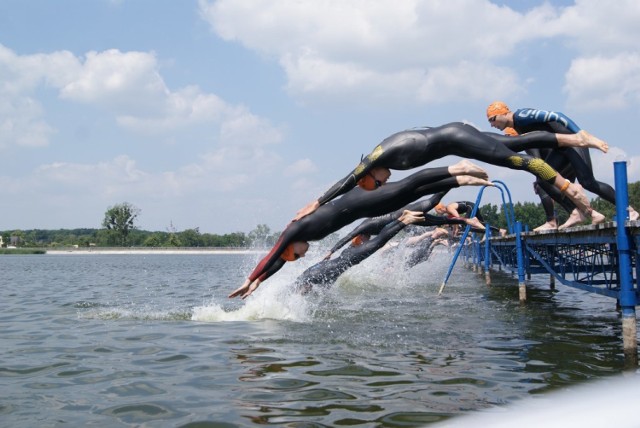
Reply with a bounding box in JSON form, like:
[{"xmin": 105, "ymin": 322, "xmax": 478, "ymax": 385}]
[
  {"xmin": 230, "ymin": 161, "xmax": 492, "ymax": 299},
  {"xmin": 294, "ymin": 122, "xmax": 608, "ymax": 225}
]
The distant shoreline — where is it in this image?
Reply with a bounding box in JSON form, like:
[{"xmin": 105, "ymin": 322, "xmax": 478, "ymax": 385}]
[{"xmin": 45, "ymin": 247, "xmax": 267, "ymax": 255}]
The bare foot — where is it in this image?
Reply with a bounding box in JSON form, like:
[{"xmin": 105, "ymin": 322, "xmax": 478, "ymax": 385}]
[
  {"xmin": 590, "ymin": 210, "xmax": 606, "ymax": 225},
  {"xmin": 400, "ymin": 210, "xmax": 425, "ymax": 225},
  {"xmin": 577, "ymin": 130, "xmax": 608, "ymax": 153},
  {"xmin": 457, "ymin": 176, "xmax": 494, "ymax": 187},
  {"xmin": 558, "ymin": 208, "xmax": 585, "ymax": 230},
  {"xmin": 534, "ymin": 221, "xmax": 558, "ymax": 231},
  {"xmin": 629, "ymin": 207, "xmax": 639, "ymax": 221},
  {"xmin": 466, "ymin": 217, "xmax": 485, "ymax": 230},
  {"xmin": 449, "ymin": 160, "xmax": 488, "ymax": 180}
]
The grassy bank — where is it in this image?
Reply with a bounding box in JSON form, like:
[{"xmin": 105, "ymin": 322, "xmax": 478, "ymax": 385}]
[{"xmin": 0, "ymin": 248, "xmax": 46, "ymax": 255}]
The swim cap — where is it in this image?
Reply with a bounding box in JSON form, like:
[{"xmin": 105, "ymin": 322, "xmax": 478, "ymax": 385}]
[
  {"xmin": 351, "ymin": 234, "xmax": 369, "ymax": 247},
  {"xmin": 435, "ymin": 203, "xmax": 446, "ymax": 213},
  {"xmin": 281, "ymin": 244, "xmax": 298, "ymax": 261},
  {"xmin": 357, "ymin": 174, "xmax": 377, "ymax": 191},
  {"xmin": 486, "ymin": 101, "xmax": 511, "ymax": 118},
  {"xmin": 503, "ymin": 127, "xmax": 518, "ymax": 136}
]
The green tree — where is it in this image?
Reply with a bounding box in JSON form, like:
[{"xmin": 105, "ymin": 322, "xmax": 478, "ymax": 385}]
[
  {"xmin": 165, "ymin": 233, "xmax": 183, "ymax": 247},
  {"xmin": 143, "ymin": 233, "xmax": 164, "ymax": 247},
  {"xmin": 179, "ymin": 228, "xmax": 201, "ymax": 247},
  {"xmin": 102, "ymin": 202, "xmax": 140, "ymax": 246},
  {"xmin": 479, "ymin": 203, "xmax": 503, "ymax": 229},
  {"xmin": 248, "ymin": 224, "xmax": 272, "ymax": 247}
]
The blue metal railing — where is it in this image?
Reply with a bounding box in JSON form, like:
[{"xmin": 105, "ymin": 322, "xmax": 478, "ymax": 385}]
[{"xmin": 439, "ymin": 181, "xmax": 516, "ymax": 294}]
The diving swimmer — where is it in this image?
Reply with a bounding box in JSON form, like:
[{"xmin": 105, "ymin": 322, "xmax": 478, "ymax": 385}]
[
  {"xmin": 230, "ymin": 161, "xmax": 493, "ymax": 299},
  {"xmin": 294, "ymin": 122, "xmax": 608, "ymax": 224}
]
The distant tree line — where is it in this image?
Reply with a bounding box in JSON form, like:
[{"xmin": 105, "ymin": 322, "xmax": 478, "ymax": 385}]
[
  {"xmin": 2, "ymin": 182, "xmax": 639, "ymax": 248},
  {"xmin": 0, "ymin": 226, "xmax": 283, "ymax": 249},
  {"xmin": 2, "ymin": 202, "xmax": 282, "ymax": 249}
]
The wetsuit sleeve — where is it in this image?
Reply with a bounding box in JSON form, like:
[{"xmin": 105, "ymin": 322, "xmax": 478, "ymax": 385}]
[
  {"xmin": 317, "ymin": 174, "xmax": 358, "ymax": 205},
  {"xmin": 246, "ymin": 225, "xmax": 298, "ymax": 282},
  {"xmin": 317, "ymin": 147, "xmax": 379, "ymax": 205},
  {"xmin": 349, "ymin": 219, "xmax": 406, "ymax": 264},
  {"xmin": 416, "ymin": 213, "xmax": 466, "ymax": 227},
  {"xmin": 405, "ymin": 191, "xmax": 448, "ymax": 213},
  {"xmin": 514, "ymin": 108, "xmax": 581, "ymax": 133},
  {"xmin": 329, "ymin": 212, "xmax": 395, "ymax": 253},
  {"xmin": 329, "ymin": 234, "xmax": 355, "ymax": 254},
  {"xmin": 257, "ymin": 258, "xmax": 287, "ymax": 282}
]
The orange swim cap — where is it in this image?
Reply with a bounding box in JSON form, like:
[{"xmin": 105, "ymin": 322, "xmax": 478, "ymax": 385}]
[
  {"xmin": 486, "ymin": 101, "xmax": 511, "ymax": 118},
  {"xmin": 351, "ymin": 235, "xmax": 364, "ymax": 246},
  {"xmin": 280, "ymin": 244, "xmax": 298, "ymax": 261},
  {"xmin": 435, "ymin": 203, "xmax": 446, "ymax": 213},
  {"xmin": 357, "ymin": 174, "xmax": 378, "ymax": 191},
  {"xmin": 503, "ymin": 127, "xmax": 518, "ymax": 136},
  {"xmin": 351, "ymin": 234, "xmax": 370, "ymax": 247}
]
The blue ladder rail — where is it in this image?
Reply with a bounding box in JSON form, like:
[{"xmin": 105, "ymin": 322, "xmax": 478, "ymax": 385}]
[
  {"xmin": 439, "ymin": 162, "xmax": 638, "ymax": 307},
  {"xmin": 439, "ymin": 180, "xmax": 515, "ymax": 293}
]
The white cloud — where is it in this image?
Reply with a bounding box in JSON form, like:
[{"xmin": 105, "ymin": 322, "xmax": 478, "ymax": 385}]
[
  {"xmin": 199, "ymin": 0, "xmax": 558, "ymax": 105},
  {"xmin": 284, "ymin": 158, "xmax": 317, "ymax": 177},
  {"xmin": 550, "ymin": 0, "xmax": 640, "ymax": 52},
  {"xmin": 563, "ymin": 53, "xmax": 640, "ymax": 109},
  {"xmin": 0, "ymin": 97, "xmax": 55, "ymax": 148},
  {"xmin": 200, "ymin": 0, "xmax": 640, "ymax": 111},
  {"xmin": 0, "ymin": 43, "xmax": 284, "ymax": 155},
  {"xmin": 417, "ymin": 61, "xmax": 523, "ymax": 103}
]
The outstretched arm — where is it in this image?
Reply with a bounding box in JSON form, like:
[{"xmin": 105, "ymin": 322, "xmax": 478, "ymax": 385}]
[{"xmin": 228, "ymin": 258, "xmax": 287, "ymax": 299}]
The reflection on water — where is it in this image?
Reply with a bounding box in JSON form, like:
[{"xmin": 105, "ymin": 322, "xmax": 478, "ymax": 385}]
[{"xmin": 1, "ymin": 251, "xmax": 636, "ymax": 426}]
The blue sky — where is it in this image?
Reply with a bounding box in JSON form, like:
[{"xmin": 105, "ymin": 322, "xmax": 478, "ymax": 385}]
[{"xmin": 1, "ymin": 0, "xmax": 639, "ymax": 234}]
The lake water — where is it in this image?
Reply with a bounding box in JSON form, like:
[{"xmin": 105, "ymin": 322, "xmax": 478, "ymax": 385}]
[{"xmin": 1, "ymin": 248, "xmax": 637, "ymax": 427}]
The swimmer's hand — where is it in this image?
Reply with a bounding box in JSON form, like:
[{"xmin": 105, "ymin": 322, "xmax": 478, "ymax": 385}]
[
  {"xmin": 293, "ymin": 200, "xmax": 320, "ymax": 222},
  {"xmin": 228, "ymin": 278, "xmax": 261, "ymax": 299}
]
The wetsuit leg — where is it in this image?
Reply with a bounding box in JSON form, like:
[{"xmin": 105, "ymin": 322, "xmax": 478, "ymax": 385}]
[
  {"xmin": 564, "ymin": 148, "xmax": 616, "ymax": 204},
  {"xmin": 421, "ymin": 124, "xmax": 561, "ymax": 186},
  {"xmin": 534, "ymin": 181, "xmax": 557, "ymax": 222}
]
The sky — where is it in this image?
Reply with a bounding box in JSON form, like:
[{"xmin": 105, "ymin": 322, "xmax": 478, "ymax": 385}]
[{"xmin": 1, "ymin": 0, "xmax": 639, "ymax": 235}]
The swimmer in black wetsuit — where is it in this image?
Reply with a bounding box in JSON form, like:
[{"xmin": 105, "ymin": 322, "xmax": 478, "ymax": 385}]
[
  {"xmin": 494, "ymin": 124, "xmax": 583, "ymax": 230},
  {"xmin": 294, "ymin": 122, "xmax": 609, "ymax": 223},
  {"xmin": 434, "ymin": 201, "xmax": 506, "ymax": 236},
  {"xmin": 230, "ymin": 161, "xmax": 493, "ymax": 299},
  {"xmin": 403, "ymin": 226, "xmax": 451, "ymax": 269},
  {"xmin": 487, "ymin": 101, "xmax": 638, "ymax": 228},
  {"xmin": 294, "ymin": 210, "xmax": 427, "ymax": 293},
  {"xmin": 323, "ymin": 191, "xmax": 470, "ymax": 260}
]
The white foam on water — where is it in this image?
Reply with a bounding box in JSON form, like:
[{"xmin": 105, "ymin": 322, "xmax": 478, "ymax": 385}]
[{"xmin": 192, "ymin": 264, "xmax": 315, "ymax": 322}]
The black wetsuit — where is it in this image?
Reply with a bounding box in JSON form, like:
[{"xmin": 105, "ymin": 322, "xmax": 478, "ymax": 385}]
[
  {"xmin": 294, "ymin": 219, "xmax": 408, "ymax": 292},
  {"xmin": 510, "ymin": 108, "xmax": 616, "ymax": 211},
  {"xmin": 404, "ymin": 231, "xmax": 446, "ymax": 269},
  {"xmin": 440, "ymin": 201, "xmax": 501, "ymax": 235},
  {"xmin": 247, "ymin": 167, "xmax": 469, "ymax": 282},
  {"xmin": 317, "ymin": 122, "xmax": 565, "ymax": 206},
  {"xmin": 327, "ymin": 191, "xmax": 466, "ymax": 254}
]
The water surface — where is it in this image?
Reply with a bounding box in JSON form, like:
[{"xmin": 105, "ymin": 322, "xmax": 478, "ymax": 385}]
[{"xmin": 1, "ymin": 249, "xmax": 634, "ymax": 427}]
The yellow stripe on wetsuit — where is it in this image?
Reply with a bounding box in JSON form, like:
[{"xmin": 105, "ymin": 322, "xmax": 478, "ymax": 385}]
[{"xmin": 507, "ymin": 156, "xmax": 557, "ymax": 183}]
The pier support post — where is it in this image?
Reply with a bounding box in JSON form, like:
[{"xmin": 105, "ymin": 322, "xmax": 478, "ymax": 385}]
[
  {"xmin": 484, "ymin": 227, "xmax": 491, "ymax": 286},
  {"xmin": 515, "ymin": 221, "xmax": 527, "ymax": 302},
  {"xmin": 614, "ymin": 161, "xmax": 637, "ymax": 366}
]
